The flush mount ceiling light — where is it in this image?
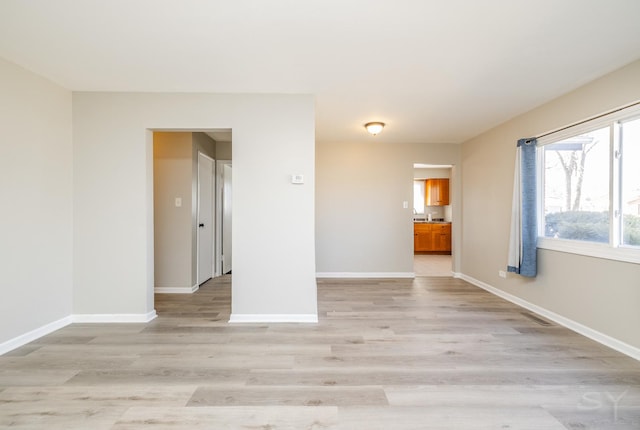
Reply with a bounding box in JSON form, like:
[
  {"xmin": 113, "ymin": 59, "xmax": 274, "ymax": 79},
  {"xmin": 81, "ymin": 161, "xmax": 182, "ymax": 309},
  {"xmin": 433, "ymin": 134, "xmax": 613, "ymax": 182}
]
[{"xmin": 365, "ymin": 122, "xmax": 385, "ymax": 136}]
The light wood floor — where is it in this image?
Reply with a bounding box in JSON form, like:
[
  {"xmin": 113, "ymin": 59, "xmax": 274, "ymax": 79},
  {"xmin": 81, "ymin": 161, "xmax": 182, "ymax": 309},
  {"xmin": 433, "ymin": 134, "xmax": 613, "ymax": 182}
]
[
  {"xmin": 1, "ymin": 276, "xmax": 640, "ymax": 429},
  {"xmin": 414, "ymin": 254, "xmax": 452, "ymax": 276}
]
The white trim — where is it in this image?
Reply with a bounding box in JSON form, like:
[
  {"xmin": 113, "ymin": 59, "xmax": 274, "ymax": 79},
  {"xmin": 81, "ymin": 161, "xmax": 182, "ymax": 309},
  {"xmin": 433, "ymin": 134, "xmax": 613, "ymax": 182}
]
[
  {"xmin": 0, "ymin": 311, "xmax": 158, "ymax": 355},
  {"xmin": 452, "ymin": 271, "xmax": 463, "ymax": 278},
  {"xmin": 72, "ymin": 310, "xmax": 157, "ymax": 323},
  {"xmin": 0, "ymin": 316, "xmax": 73, "ymax": 356},
  {"xmin": 536, "ymin": 101, "xmax": 640, "ymax": 146},
  {"xmin": 459, "ymin": 273, "xmax": 640, "ymax": 361},
  {"xmin": 215, "ymin": 159, "xmax": 232, "ymax": 277},
  {"xmin": 229, "ymin": 314, "xmax": 318, "ymax": 323},
  {"xmin": 198, "ymin": 151, "xmax": 215, "ymax": 163},
  {"xmin": 537, "ymin": 237, "xmax": 640, "ymax": 265},
  {"xmin": 316, "ymin": 272, "xmax": 415, "ymax": 279},
  {"xmin": 154, "ymin": 284, "xmax": 199, "ymax": 294}
]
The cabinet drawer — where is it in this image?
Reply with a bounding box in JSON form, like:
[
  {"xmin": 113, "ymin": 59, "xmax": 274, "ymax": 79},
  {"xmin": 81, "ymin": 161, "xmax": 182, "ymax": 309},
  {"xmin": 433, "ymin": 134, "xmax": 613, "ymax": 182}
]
[
  {"xmin": 432, "ymin": 224, "xmax": 451, "ymax": 232},
  {"xmin": 414, "ymin": 223, "xmax": 432, "ymax": 233}
]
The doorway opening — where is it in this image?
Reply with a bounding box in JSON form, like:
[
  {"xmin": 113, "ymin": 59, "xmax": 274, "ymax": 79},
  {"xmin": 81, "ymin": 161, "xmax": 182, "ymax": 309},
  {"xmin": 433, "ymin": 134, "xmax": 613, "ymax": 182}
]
[
  {"xmin": 152, "ymin": 130, "xmax": 232, "ymax": 295},
  {"xmin": 413, "ymin": 163, "xmax": 453, "ymax": 276}
]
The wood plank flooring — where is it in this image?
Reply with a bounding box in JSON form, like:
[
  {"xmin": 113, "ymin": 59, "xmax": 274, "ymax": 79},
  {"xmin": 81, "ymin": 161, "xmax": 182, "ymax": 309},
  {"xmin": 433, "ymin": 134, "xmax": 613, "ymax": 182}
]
[
  {"xmin": 1, "ymin": 276, "xmax": 640, "ymax": 429},
  {"xmin": 413, "ymin": 254, "xmax": 452, "ymax": 276}
]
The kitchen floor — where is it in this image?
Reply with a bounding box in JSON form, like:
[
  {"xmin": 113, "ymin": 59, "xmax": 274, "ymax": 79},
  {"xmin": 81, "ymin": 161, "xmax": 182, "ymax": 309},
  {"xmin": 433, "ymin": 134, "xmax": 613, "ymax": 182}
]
[{"xmin": 414, "ymin": 254, "xmax": 452, "ymax": 276}]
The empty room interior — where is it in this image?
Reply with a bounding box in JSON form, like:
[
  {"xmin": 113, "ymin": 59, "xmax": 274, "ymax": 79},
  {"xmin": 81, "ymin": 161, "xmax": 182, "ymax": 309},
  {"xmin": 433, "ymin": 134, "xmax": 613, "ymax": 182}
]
[{"xmin": 2, "ymin": 1, "xmax": 640, "ymax": 429}]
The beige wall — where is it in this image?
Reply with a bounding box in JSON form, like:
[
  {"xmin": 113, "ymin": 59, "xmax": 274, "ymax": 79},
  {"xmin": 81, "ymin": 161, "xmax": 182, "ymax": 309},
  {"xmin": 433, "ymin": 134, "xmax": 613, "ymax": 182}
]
[
  {"xmin": 0, "ymin": 58, "xmax": 73, "ymax": 346},
  {"xmin": 73, "ymin": 93, "xmax": 317, "ymax": 319},
  {"xmin": 316, "ymin": 142, "xmax": 461, "ymax": 275},
  {"xmin": 192, "ymin": 132, "xmax": 216, "ymax": 155},
  {"xmin": 413, "ymin": 167, "xmax": 450, "ymax": 179},
  {"xmin": 153, "ymin": 132, "xmax": 194, "ymax": 290},
  {"xmin": 461, "ymin": 59, "xmax": 640, "ymax": 349},
  {"xmin": 216, "ymin": 141, "xmax": 232, "ymax": 160}
]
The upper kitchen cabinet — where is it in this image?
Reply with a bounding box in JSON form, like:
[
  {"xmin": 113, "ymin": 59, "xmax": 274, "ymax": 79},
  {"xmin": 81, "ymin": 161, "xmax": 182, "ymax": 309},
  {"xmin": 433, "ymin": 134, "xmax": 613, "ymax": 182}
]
[{"xmin": 425, "ymin": 178, "xmax": 449, "ymax": 206}]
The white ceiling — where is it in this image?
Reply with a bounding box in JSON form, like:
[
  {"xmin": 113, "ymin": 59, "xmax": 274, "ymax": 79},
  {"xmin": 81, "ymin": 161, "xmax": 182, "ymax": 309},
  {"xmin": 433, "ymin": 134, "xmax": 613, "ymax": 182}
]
[{"xmin": 1, "ymin": 0, "xmax": 640, "ymax": 144}]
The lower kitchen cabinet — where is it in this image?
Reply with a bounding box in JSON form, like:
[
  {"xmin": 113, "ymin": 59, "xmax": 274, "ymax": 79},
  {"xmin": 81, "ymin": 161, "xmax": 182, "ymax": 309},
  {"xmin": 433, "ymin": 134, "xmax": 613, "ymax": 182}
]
[
  {"xmin": 414, "ymin": 224, "xmax": 433, "ymax": 251},
  {"xmin": 414, "ymin": 223, "xmax": 451, "ymax": 253}
]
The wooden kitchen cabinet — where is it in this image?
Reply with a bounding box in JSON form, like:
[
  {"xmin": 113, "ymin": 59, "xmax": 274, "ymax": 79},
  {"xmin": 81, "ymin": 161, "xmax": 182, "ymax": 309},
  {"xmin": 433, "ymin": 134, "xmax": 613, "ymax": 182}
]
[
  {"xmin": 425, "ymin": 178, "xmax": 450, "ymax": 206},
  {"xmin": 414, "ymin": 223, "xmax": 433, "ymax": 251},
  {"xmin": 414, "ymin": 223, "xmax": 451, "ymax": 253},
  {"xmin": 431, "ymin": 223, "xmax": 452, "ymax": 252}
]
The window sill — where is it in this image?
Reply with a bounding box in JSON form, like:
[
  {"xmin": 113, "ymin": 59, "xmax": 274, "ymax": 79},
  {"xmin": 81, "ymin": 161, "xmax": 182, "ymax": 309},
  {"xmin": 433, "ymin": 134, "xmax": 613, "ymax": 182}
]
[{"xmin": 537, "ymin": 237, "xmax": 640, "ymax": 265}]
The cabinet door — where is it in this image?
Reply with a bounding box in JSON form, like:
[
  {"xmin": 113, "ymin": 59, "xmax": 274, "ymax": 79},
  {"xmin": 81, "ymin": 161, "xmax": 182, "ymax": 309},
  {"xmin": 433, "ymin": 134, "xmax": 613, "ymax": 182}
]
[
  {"xmin": 442, "ymin": 226, "xmax": 452, "ymax": 251},
  {"xmin": 432, "ymin": 231, "xmax": 448, "ymax": 251},
  {"xmin": 414, "ymin": 224, "xmax": 432, "ymax": 251},
  {"xmin": 434, "ymin": 224, "xmax": 451, "ymax": 251},
  {"xmin": 418, "ymin": 231, "xmax": 434, "ymax": 251},
  {"xmin": 426, "ymin": 179, "xmax": 450, "ymax": 206},
  {"xmin": 437, "ymin": 179, "xmax": 450, "ymax": 205},
  {"xmin": 425, "ymin": 180, "xmax": 436, "ymax": 206},
  {"xmin": 431, "ymin": 224, "xmax": 451, "ymax": 251}
]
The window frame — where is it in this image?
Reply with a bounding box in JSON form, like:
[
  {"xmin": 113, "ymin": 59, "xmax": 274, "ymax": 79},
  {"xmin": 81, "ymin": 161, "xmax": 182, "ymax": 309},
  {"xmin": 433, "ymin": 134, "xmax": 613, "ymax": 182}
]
[{"xmin": 536, "ymin": 103, "xmax": 640, "ymax": 265}]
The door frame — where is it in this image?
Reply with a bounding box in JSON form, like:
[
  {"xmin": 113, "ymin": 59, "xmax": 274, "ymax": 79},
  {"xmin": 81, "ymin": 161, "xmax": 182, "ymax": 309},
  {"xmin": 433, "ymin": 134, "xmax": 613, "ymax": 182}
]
[{"xmin": 215, "ymin": 159, "xmax": 232, "ymax": 277}]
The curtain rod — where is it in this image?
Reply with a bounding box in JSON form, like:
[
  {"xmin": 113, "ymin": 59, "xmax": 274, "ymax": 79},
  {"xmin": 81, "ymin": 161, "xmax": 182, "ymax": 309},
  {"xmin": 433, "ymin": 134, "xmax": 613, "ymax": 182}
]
[{"xmin": 535, "ymin": 99, "xmax": 640, "ymax": 140}]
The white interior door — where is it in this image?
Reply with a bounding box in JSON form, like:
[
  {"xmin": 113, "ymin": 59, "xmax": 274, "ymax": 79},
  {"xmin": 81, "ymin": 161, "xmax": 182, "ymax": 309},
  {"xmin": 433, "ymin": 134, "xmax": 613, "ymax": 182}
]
[
  {"xmin": 222, "ymin": 163, "xmax": 232, "ymax": 274},
  {"xmin": 197, "ymin": 153, "xmax": 214, "ymax": 285}
]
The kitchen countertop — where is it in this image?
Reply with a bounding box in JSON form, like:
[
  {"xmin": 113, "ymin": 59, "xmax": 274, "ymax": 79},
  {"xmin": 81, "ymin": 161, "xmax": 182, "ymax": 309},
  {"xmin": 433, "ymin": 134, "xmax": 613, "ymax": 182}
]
[{"xmin": 413, "ymin": 221, "xmax": 451, "ymax": 224}]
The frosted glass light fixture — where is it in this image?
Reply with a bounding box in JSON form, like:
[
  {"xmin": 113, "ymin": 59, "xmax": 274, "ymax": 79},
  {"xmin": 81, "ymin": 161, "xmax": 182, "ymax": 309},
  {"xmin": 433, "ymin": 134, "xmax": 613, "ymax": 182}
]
[{"xmin": 365, "ymin": 122, "xmax": 385, "ymax": 136}]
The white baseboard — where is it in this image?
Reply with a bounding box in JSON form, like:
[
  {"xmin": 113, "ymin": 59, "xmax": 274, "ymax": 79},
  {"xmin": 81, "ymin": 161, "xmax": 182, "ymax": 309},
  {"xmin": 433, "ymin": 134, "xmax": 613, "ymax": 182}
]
[
  {"xmin": 316, "ymin": 272, "xmax": 415, "ymax": 279},
  {"xmin": 0, "ymin": 311, "xmax": 158, "ymax": 355},
  {"xmin": 229, "ymin": 313, "xmax": 318, "ymax": 323},
  {"xmin": 0, "ymin": 316, "xmax": 73, "ymax": 356},
  {"xmin": 460, "ymin": 273, "xmax": 640, "ymax": 361},
  {"xmin": 155, "ymin": 283, "xmax": 199, "ymax": 294},
  {"xmin": 72, "ymin": 310, "xmax": 157, "ymax": 323}
]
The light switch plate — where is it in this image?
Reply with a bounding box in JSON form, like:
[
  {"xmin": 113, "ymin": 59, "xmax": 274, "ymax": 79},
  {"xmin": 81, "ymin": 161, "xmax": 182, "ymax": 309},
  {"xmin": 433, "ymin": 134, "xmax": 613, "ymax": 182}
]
[
  {"xmin": 291, "ymin": 174, "xmax": 304, "ymax": 184},
  {"xmin": 175, "ymin": 197, "xmax": 182, "ymax": 207}
]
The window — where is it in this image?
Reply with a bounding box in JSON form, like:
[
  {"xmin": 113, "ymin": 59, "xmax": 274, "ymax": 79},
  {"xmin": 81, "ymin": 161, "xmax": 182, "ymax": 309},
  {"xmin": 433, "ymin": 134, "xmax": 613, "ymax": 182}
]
[
  {"xmin": 537, "ymin": 104, "xmax": 640, "ymax": 263},
  {"xmin": 413, "ymin": 180, "xmax": 425, "ymax": 215},
  {"xmin": 621, "ymin": 117, "xmax": 640, "ymax": 247},
  {"xmin": 542, "ymin": 127, "xmax": 610, "ymax": 243}
]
